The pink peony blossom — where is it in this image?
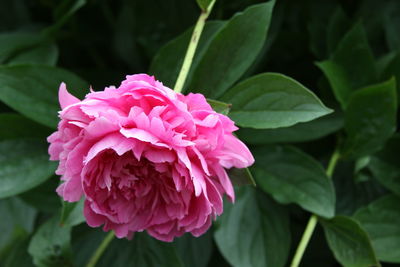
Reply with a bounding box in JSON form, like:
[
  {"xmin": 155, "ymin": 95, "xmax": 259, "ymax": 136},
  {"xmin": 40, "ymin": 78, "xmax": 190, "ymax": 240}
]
[{"xmin": 48, "ymin": 74, "xmax": 254, "ymax": 241}]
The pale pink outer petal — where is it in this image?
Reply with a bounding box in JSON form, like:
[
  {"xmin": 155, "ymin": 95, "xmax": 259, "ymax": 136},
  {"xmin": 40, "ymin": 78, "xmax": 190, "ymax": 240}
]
[{"xmin": 58, "ymin": 82, "xmax": 80, "ymax": 109}]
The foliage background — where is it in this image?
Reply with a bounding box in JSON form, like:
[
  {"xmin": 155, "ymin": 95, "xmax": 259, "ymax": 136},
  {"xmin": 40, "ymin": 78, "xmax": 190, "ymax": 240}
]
[{"xmin": 1, "ymin": 0, "xmax": 400, "ymax": 266}]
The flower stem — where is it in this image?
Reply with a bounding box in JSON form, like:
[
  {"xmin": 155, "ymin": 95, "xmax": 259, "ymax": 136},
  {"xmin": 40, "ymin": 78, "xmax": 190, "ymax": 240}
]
[
  {"xmin": 289, "ymin": 148, "xmax": 340, "ymax": 267},
  {"xmin": 173, "ymin": 0, "xmax": 216, "ymax": 94},
  {"xmin": 85, "ymin": 231, "xmax": 115, "ymax": 267}
]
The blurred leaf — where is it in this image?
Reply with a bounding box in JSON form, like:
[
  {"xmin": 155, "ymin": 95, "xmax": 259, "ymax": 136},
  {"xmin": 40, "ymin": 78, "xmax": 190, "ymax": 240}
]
[
  {"xmin": 237, "ymin": 112, "xmax": 343, "ymax": 144},
  {"xmin": 196, "ymin": 0, "xmax": 213, "ymax": 11},
  {"xmin": 175, "ymin": 232, "xmax": 213, "ymax": 267},
  {"xmin": 207, "ymin": 98, "xmax": 231, "ymax": 115},
  {"xmin": 0, "ymin": 33, "xmax": 42, "ymax": 64},
  {"xmin": 150, "ymin": 21, "xmax": 225, "ymax": 88},
  {"xmin": 60, "ymin": 199, "xmax": 85, "ymax": 227},
  {"xmin": 96, "ymin": 232, "xmax": 183, "ymax": 267},
  {"xmin": 2, "ymin": 237, "xmax": 34, "ymax": 267},
  {"xmin": 320, "ymin": 216, "xmax": 380, "ymax": 267},
  {"xmin": 342, "ymin": 78, "xmax": 397, "ymax": 159},
  {"xmin": 0, "ymin": 139, "xmax": 56, "ymax": 198},
  {"xmin": 220, "ymin": 73, "xmax": 332, "ymax": 129},
  {"xmin": 252, "ymin": 145, "xmax": 335, "ymax": 218},
  {"xmin": 214, "ymin": 186, "xmax": 291, "ymax": 267},
  {"xmin": 8, "ymin": 42, "xmax": 58, "ymax": 66},
  {"xmin": 188, "ymin": 1, "xmax": 275, "ymax": 98},
  {"xmin": 368, "ymin": 135, "xmax": 400, "ymax": 196},
  {"xmin": 0, "ymin": 198, "xmax": 36, "ymax": 249},
  {"xmin": 382, "ymin": 51, "xmax": 400, "ymax": 102},
  {"xmin": 326, "ymin": 6, "xmax": 351, "ymax": 54},
  {"xmin": 45, "ymin": 0, "xmax": 87, "ymax": 35},
  {"xmin": 0, "ymin": 113, "xmax": 51, "ymax": 140},
  {"xmin": 227, "ymin": 167, "xmax": 256, "ymax": 186},
  {"xmin": 317, "ymin": 22, "xmax": 377, "ymax": 108},
  {"xmin": 354, "ymin": 194, "xmax": 400, "ymax": 263},
  {"xmin": 28, "ymin": 217, "xmax": 73, "ymax": 267},
  {"xmin": 0, "ymin": 65, "xmax": 88, "ymax": 128}
]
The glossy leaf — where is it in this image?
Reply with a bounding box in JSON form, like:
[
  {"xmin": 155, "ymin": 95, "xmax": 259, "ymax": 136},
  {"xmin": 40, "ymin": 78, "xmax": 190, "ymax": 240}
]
[
  {"xmin": 28, "ymin": 217, "xmax": 73, "ymax": 267},
  {"xmin": 188, "ymin": 1, "xmax": 275, "ymax": 98},
  {"xmin": 0, "ymin": 65, "xmax": 88, "ymax": 128},
  {"xmin": 368, "ymin": 135, "xmax": 400, "ymax": 196},
  {"xmin": 317, "ymin": 22, "xmax": 377, "ymax": 108},
  {"xmin": 252, "ymin": 145, "xmax": 335, "ymax": 218},
  {"xmin": 214, "ymin": 186, "xmax": 291, "ymax": 267},
  {"xmin": 149, "ymin": 21, "xmax": 225, "ymax": 88},
  {"xmin": 220, "ymin": 73, "xmax": 332, "ymax": 129},
  {"xmin": 97, "ymin": 232, "xmax": 183, "ymax": 267},
  {"xmin": 342, "ymin": 78, "xmax": 397, "ymax": 159},
  {"xmin": 354, "ymin": 194, "xmax": 400, "ymax": 263},
  {"xmin": 207, "ymin": 98, "xmax": 231, "ymax": 115},
  {"xmin": 320, "ymin": 216, "xmax": 380, "ymax": 267},
  {"xmin": 237, "ymin": 112, "xmax": 343, "ymax": 144},
  {"xmin": 0, "ymin": 139, "xmax": 56, "ymax": 198}
]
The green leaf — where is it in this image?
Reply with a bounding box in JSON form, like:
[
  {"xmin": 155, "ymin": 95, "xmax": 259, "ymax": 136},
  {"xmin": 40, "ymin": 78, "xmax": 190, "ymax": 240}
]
[
  {"xmin": 8, "ymin": 42, "xmax": 58, "ymax": 66},
  {"xmin": 381, "ymin": 52, "xmax": 400, "ymax": 102},
  {"xmin": 354, "ymin": 194, "xmax": 400, "ymax": 263},
  {"xmin": 2, "ymin": 236, "xmax": 34, "ymax": 267},
  {"xmin": 60, "ymin": 199, "xmax": 85, "ymax": 227},
  {"xmin": 252, "ymin": 145, "xmax": 335, "ymax": 218},
  {"xmin": 0, "ymin": 113, "xmax": 51, "ymax": 140},
  {"xmin": 175, "ymin": 232, "xmax": 213, "ymax": 267},
  {"xmin": 317, "ymin": 22, "xmax": 377, "ymax": 108},
  {"xmin": 28, "ymin": 217, "xmax": 73, "ymax": 267},
  {"xmin": 342, "ymin": 78, "xmax": 397, "ymax": 159},
  {"xmin": 0, "ymin": 139, "xmax": 56, "ymax": 198},
  {"xmin": 320, "ymin": 216, "xmax": 380, "ymax": 267},
  {"xmin": 220, "ymin": 73, "xmax": 333, "ymax": 129},
  {"xmin": 19, "ymin": 178, "xmax": 61, "ymax": 213},
  {"xmin": 149, "ymin": 21, "xmax": 226, "ymax": 88},
  {"xmin": 96, "ymin": 232, "xmax": 183, "ymax": 267},
  {"xmin": 0, "ymin": 198, "xmax": 36, "ymax": 250},
  {"xmin": 326, "ymin": 6, "xmax": 351, "ymax": 54},
  {"xmin": 206, "ymin": 98, "xmax": 231, "ymax": 115},
  {"xmin": 0, "ymin": 65, "xmax": 88, "ymax": 128},
  {"xmin": 368, "ymin": 135, "xmax": 400, "ymax": 196},
  {"xmin": 214, "ymin": 186, "xmax": 291, "ymax": 267},
  {"xmin": 188, "ymin": 1, "xmax": 275, "ymax": 98},
  {"xmin": 0, "ymin": 33, "xmax": 42, "ymax": 64},
  {"xmin": 227, "ymin": 167, "xmax": 256, "ymax": 186},
  {"xmin": 196, "ymin": 0, "xmax": 213, "ymax": 11},
  {"xmin": 237, "ymin": 112, "xmax": 343, "ymax": 144}
]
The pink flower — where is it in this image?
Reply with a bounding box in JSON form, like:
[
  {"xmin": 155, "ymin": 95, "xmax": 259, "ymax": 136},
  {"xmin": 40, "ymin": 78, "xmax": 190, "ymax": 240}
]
[{"xmin": 48, "ymin": 74, "xmax": 254, "ymax": 241}]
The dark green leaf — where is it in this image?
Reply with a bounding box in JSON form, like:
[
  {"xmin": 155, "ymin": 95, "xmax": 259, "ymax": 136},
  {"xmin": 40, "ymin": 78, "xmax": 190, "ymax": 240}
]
[
  {"xmin": 221, "ymin": 73, "xmax": 332, "ymax": 129},
  {"xmin": 149, "ymin": 21, "xmax": 225, "ymax": 88},
  {"xmin": 60, "ymin": 199, "xmax": 85, "ymax": 227},
  {"xmin": 227, "ymin": 167, "xmax": 256, "ymax": 186},
  {"xmin": 342, "ymin": 78, "xmax": 397, "ymax": 159},
  {"xmin": 0, "ymin": 65, "xmax": 88, "ymax": 128},
  {"xmin": 97, "ymin": 232, "xmax": 183, "ymax": 267},
  {"xmin": 19, "ymin": 178, "xmax": 61, "ymax": 213},
  {"xmin": 0, "ymin": 139, "xmax": 56, "ymax": 198},
  {"xmin": 317, "ymin": 23, "xmax": 377, "ymax": 108},
  {"xmin": 368, "ymin": 135, "xmax": 400, "ymax": 196},
  {"xmin": 354, "ymin": 194, "xmax": 400, "ymax": 263},
  {"xmin": 320, "ymin": 216, "xmax": 380, "ymax": 267},
  {"xmin": 214, "ymin": 186, "xmax": 291, "ymax": 267},
  {"xmin": 0, "ymin": 33, "xmax": 42, "ymax": 64},
  {"xmin": 252, "ymin": 145, "xmax": 335, "ymax": 218},
  {"xmin": 196, "ymin": 0, "xmax": 213, "ymax": 11},
  {"xmin": 237, "ymin": 112, "xmax": 343, "ymax": 144},
  {"xmin": 8, "ymin": 42, "xmax": 58, "ymax": 66},
  {"xmin": 326, "ymin": 6, "xmax": 351, "ymax": 54},
  {"xmin": 0, "ymin": 198, "xmax": 36, "ymax": 249},
  {"xmin": 45, "ymin": 0, "xmax": 87, "ymax": 35},
  {"xmin": 28, "ymin": 217, "xmax": 73, "ymax": 267},
  {"xmin": 188, "ymin": 1, "xmax": 275, "ymax": 98},
  {"xmin": 2, "ymin": 236, "xmax": 34, "ymax": 267},
  {"xmin": 0, "ymin": 113, "xmax": 51, "ymax": 140},
  {"xmin": 175, "ymin": 232, "xmax": 213, "ymax": 267},
  {"xmin": 207, "ymin": 98, "xmax": 231, "ymax": 115},
  {"xmin": 382, "ymin": 52, "xmax": 400, "ymax": 102}
]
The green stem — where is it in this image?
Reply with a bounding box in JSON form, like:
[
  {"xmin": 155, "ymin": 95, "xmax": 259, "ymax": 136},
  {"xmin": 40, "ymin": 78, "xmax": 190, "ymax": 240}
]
[
  {"xmin": 85, "ymin": 231, "xmax": 115, "ymax": 267},
  {"xmin": 289, "ymin": 148, "xmax": 340, "ymax": 267},
  {"xmin": 173, "ymin": 0, "xmax": 216, "ymax": 93}
]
